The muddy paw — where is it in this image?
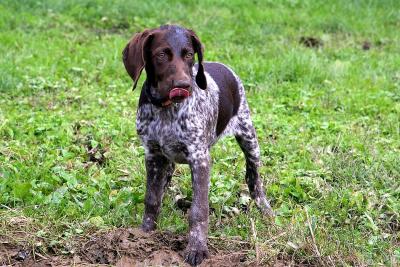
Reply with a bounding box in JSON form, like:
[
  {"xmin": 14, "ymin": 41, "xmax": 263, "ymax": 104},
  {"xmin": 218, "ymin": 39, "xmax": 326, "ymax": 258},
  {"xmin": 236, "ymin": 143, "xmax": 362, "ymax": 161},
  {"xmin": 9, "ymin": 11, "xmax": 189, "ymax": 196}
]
[
  {"xmin": 184, "ymin": 246, "xmax": 209, "ymax": 266},
  {"xmin": 141, "ymin": 217, "xmax": 156, "ymax": 232}
]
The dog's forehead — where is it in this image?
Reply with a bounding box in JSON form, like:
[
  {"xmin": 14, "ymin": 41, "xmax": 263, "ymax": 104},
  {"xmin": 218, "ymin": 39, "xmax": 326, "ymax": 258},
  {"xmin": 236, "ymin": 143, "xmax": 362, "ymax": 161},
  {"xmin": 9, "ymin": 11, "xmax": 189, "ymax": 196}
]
[{"xmin": 158, "ymin": 26, "xmax": 192, "ymax": 52}]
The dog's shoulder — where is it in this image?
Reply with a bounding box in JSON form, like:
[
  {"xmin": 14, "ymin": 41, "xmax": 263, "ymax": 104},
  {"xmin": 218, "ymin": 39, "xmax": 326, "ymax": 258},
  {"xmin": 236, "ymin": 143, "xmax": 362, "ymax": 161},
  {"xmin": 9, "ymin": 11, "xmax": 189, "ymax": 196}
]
[{"xmin": 200, "ymin": 62, "xmax": 241, "ymax": 136}]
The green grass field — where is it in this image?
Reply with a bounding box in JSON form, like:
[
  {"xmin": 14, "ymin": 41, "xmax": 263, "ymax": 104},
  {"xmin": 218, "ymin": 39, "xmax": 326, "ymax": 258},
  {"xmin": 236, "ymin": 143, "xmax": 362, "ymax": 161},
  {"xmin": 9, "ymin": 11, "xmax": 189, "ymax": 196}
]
[{"xmin": 0, "ymin": 0, "xmax": 399, "ymax": 265}]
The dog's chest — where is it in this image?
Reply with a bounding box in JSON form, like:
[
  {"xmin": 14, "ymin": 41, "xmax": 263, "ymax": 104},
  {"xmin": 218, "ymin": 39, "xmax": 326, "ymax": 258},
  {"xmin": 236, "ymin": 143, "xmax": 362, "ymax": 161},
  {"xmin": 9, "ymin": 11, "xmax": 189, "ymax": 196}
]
[{"xmin": 136, "ymin": 104, "xmax": 211, "ymax": 163}]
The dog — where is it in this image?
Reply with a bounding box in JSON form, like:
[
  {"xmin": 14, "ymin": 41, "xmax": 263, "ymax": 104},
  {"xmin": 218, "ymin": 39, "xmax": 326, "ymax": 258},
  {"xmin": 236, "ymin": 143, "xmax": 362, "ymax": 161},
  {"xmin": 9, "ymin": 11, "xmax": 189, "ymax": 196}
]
[{"xmin": 122, "ymin": 25, "xmax": 273, "ymax": 266}]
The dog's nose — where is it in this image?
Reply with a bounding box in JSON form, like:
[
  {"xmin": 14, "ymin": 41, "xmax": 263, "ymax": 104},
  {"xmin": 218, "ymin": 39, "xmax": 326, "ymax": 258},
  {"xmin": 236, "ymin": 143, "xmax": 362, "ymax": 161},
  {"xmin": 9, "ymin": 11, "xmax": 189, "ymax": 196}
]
[{"xmin": 173, "ymin": 80, "xmax": 191, "ymax": 89}]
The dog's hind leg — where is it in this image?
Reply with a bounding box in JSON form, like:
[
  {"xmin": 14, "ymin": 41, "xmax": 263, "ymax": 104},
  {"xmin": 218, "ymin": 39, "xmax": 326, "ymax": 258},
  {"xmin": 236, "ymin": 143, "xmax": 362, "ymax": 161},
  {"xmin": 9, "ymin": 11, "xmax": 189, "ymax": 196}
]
[
  {"xmin": 142, "ymin": 152, "xmax": 175, "ymax": 232},
  {"xmin": 235, "ymin": 119, "xmax": 274, "ymax": 217}
]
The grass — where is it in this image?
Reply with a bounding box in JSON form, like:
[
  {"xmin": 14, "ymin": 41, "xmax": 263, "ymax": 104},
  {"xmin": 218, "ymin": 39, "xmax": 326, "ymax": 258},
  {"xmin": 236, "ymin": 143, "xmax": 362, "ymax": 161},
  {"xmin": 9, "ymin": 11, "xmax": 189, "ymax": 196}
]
[{"xmin": 0, "ymin": 0, "xmax": 399, "ymax": 265}]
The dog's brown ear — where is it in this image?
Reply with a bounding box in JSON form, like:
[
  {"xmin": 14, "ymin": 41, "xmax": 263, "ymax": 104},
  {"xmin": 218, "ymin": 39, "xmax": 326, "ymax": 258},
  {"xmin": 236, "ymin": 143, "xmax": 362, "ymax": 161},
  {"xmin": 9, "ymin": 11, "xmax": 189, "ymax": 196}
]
[
  {"xmin": 189, "ymin": 30, "xmax": 207, "ymax": 90},
  {"xmin": 122, "ymin": 29, "xmax": 153, "ymax": 90}
]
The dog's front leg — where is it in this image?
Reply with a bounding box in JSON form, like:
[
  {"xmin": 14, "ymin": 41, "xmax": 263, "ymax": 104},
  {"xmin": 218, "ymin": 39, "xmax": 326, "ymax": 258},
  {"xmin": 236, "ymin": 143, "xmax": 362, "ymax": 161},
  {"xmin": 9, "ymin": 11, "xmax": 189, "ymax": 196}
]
[
  {"xmin": 185, "ymin": 153, "xmax": 211, "ymax": 266},
  {"xmin": 142, "ymin": 152, "xmax": 175, "ymax": 232}
]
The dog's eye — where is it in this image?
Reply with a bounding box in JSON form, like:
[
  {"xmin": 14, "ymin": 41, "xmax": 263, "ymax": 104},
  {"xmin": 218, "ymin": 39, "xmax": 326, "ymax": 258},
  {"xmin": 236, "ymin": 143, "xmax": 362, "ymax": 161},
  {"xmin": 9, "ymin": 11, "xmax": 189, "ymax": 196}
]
[
  {"xmin": 157, "ymin": 52, "xmax": 166, "ymax": 59},
  {"xmin": 185, "ymin": 52, "xmax": 194, "ymax": 59}
]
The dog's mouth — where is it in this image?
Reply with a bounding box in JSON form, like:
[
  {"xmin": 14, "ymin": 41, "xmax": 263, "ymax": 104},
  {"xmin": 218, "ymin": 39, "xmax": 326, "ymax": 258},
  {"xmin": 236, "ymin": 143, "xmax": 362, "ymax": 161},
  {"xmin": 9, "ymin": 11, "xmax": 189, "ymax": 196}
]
[{"xmin": 169, "ymin": 88, "xmax": 190, "ymax": 103}]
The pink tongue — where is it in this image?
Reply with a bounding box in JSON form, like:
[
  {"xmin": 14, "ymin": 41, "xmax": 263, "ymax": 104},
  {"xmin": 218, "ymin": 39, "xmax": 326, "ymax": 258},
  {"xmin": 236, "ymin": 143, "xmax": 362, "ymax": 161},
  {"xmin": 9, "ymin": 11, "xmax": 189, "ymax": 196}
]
[{"xmin": 169, "ymin": 88, "xmax": 190, "ymax": 102}]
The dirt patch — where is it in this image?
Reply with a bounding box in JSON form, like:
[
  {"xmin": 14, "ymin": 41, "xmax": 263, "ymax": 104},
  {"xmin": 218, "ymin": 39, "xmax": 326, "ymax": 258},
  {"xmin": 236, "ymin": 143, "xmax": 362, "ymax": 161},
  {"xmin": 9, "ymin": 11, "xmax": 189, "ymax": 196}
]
[
  {"xmin": 81, "ymin": 228, "xmax": 251, "ymax": 266},
  {"xmin": 1, "ymin": 228, "xmax": 251, "ymax": 266},
  {"xmin": 299, "ymin": 36, "xmax": 323, "ymax": 48},
  {"xmin": 362, "ymin": 41, "xmax": 371, "ymax": 50}
]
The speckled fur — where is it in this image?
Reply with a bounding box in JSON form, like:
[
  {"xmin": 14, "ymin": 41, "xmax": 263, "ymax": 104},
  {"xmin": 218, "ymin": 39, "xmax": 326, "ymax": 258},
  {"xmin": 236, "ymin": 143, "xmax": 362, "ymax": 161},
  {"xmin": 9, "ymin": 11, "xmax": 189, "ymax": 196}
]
[
  {"xmin": 136, "ymin": 63, "xmax": 273, "ymax": 265},
  {"xmin": 122, "ymin": 22, "xmax": 273, "ymax": 267}
]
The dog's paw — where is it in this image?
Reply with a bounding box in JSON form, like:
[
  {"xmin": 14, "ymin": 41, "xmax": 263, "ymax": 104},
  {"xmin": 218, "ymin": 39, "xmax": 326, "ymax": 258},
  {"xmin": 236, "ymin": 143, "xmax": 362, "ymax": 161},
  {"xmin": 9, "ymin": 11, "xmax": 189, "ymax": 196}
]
[
  {"xmin": 255, "ymin": 196, "xmax": 275, "ymax": 218},
  {"xmin": 184, "ymin": 246, "xmax": 209, "ymax": 266},
  {"xmin": 141, "ymin": 217, "xmax": 156, "ymax": 232}
]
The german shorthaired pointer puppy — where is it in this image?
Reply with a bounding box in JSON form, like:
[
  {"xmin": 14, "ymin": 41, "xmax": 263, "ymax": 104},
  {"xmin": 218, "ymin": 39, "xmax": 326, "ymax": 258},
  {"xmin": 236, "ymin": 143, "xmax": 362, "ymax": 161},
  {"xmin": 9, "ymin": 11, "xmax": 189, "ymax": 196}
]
[{"xmin": 122, "ymin": 25, "xmax": 273, "ymax": 266}]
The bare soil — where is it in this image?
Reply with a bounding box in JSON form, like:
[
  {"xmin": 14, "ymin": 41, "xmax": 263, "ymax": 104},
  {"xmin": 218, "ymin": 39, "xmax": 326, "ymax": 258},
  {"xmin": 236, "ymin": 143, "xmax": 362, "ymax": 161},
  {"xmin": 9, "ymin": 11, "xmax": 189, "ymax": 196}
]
[
  {"xmin": 1, "ymin": 228, "xmax": 252, "ymax": 266},
  {"xmin": 299, "ymin": 36, "xmax": 323, "ymax": 48}
]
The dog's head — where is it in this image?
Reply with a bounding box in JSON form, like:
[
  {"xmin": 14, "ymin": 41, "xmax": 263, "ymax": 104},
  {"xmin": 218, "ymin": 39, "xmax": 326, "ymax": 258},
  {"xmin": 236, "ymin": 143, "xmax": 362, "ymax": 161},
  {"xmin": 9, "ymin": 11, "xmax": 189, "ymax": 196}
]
[{"xmin": 122, "ymin": 25, "xmax": 207, "ymax": 104}]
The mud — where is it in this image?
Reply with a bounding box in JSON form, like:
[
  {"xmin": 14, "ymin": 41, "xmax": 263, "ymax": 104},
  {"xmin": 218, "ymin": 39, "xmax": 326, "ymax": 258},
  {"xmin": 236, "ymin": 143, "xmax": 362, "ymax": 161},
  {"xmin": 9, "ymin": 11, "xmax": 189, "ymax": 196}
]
[{"xmin": 1, "ymin": 228, "xmax": 251, "ymax": 266}]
